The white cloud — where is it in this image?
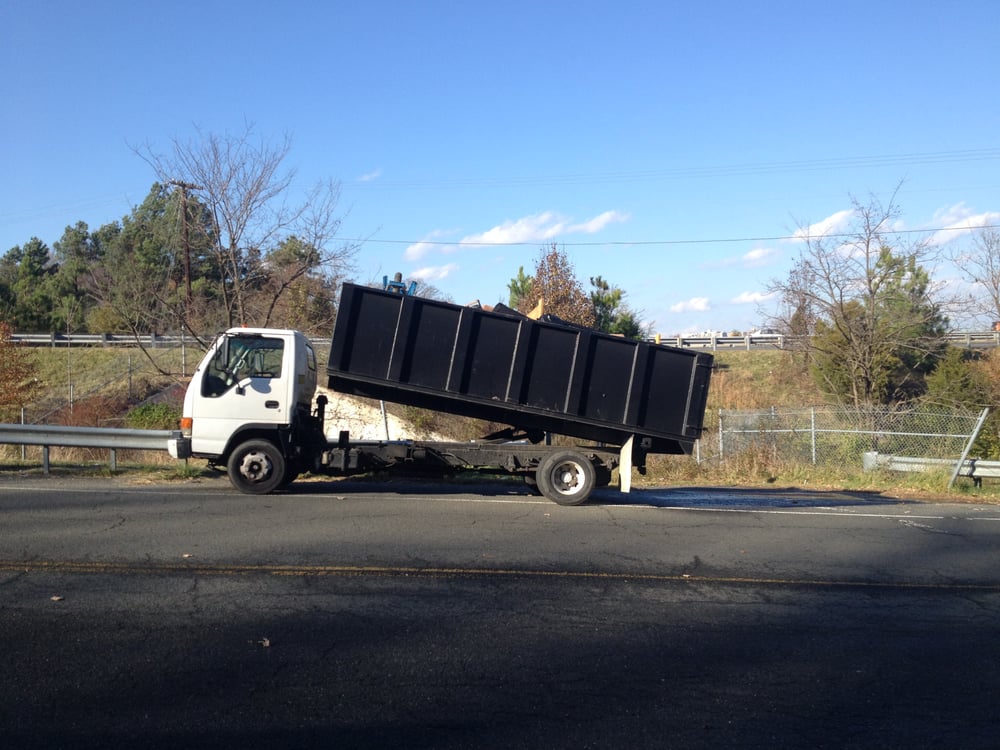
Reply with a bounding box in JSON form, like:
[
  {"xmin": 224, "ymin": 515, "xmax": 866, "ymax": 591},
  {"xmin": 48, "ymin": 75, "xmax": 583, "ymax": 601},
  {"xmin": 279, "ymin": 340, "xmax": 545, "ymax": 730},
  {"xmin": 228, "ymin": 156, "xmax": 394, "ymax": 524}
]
[
  {"xmin": 406, "ymin": 208, "xmax": 624, "ymax": 264},
  {"xmin": 932, "ymin": 202, "xmax": 974, "ymax": 227},
  {"xmin": 790, "ymin": 209, "xmax": 855, "ymax": 242},
  {"xmin": 440, "ymin": 209, "xmax": 629, "ymax": 248},
  {"xmin": 742, "ymin": 247, "xmax": 778, "ymax": 267},
  {"xmin": 404, "ymin": 241, "xmax": 435, "ymax": 261},
  {"xmin": 358, "ymin": 168, "xmax": 382, "ymax": 182},
  {"xmin": 404, "ymin": 228, "xmax": 456, "ymax": 261},
  {"xmin": 460, "ymin": 212, "xmax": 565, "ymax": 246},
  {"xmin": 730, "ymin": 290, "xmax": 776, "ymax": 305},
  {"xmin": 566, "ymin": 210, "xmax": 630, "ymax": 234},
  {"xmin": 707, "ymin": 247, "xmax": 778, "ymax": 270},
  {"xmin": 670, "ymin": 297, "xmax": 711, "ymax": 313},
  {"xmin": 926, "ymin": 203, "xmax": 1000, "ymax": 247},
  {"xmin": 410, "ymin": 263, "xmax": 459, "ymax": 282}
]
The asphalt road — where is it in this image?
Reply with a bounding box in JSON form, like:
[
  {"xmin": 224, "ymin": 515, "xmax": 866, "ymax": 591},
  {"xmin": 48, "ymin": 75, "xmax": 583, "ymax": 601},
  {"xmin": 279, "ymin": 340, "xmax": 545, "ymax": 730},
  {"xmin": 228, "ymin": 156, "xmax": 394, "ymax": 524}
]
[{"xmin": 3, "ymin": 472, "xmax": 1000, "ymax": 749}]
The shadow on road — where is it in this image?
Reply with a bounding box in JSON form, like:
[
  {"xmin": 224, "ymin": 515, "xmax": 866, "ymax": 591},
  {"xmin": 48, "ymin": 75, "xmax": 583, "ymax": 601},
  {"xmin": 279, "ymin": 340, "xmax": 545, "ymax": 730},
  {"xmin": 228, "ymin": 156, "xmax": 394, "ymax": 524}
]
[
  {"xmin": 610, "ymin": 485, "xmax": 916, "ymax": 510},
  {"xmin": 286, "ymin": 472, "xmax": 912, "ymax": 511}
]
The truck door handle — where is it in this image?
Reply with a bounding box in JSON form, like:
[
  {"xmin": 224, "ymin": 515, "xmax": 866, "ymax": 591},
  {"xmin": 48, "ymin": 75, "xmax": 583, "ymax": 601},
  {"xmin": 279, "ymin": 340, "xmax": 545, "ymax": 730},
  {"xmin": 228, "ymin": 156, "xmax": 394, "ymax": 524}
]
[{"xmin": 265, "ymin": 400, "xmax": 280, "ymax": 409}]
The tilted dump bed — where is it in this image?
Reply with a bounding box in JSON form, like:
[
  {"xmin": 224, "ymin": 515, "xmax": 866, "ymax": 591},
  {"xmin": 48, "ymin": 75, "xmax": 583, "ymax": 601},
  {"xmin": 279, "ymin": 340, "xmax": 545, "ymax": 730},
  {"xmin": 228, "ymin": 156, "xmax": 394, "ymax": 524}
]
[{"xmin": 326, "ymin": 283, "xmax": 713, "ymax": 453}]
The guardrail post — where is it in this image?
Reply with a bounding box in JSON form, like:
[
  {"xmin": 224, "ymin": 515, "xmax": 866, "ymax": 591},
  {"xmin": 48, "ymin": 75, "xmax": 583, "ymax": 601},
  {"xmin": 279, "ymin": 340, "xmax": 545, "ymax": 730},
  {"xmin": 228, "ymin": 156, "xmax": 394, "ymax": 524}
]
[
  {"xmin": 948, "ymin": 407, "xmax": 990, "ymax": 488},
  {"xmin": 811, "ymin": 407, "xmax": 817, "ymax": 464},
  {"xmin": 110, "ymin": 448, "xmax": 117, "ymax": 472},
  {"xmin": 42, "ymin": 446, "xmax": 50, "ymax": 474},
  {"xmin": 718, "ymin": 410, "xmax": 725, "ymax": 459}
]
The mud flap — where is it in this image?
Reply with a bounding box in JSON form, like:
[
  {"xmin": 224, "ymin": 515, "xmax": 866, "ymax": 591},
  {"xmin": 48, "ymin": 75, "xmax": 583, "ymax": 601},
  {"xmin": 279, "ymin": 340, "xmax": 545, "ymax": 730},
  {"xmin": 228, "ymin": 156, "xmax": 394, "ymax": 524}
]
[{"xmin": 619, "ymin": 434, "xmax": 633, "ymax": 493}]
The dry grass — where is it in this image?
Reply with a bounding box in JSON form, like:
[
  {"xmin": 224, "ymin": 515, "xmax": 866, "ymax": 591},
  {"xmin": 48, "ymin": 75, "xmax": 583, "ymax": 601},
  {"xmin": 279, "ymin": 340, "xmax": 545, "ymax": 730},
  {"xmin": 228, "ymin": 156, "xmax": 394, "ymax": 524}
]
[{"xmin": 706, "ymin": 349, "xmax": 824, "ymax": 412}]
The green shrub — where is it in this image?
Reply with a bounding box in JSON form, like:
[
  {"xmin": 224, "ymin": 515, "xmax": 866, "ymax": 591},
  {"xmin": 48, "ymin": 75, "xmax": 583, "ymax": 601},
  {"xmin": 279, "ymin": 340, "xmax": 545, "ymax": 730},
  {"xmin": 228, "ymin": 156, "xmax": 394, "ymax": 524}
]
[{"xmin": 125, "ymin": 402, "xmax": 180, "ymax": 430}]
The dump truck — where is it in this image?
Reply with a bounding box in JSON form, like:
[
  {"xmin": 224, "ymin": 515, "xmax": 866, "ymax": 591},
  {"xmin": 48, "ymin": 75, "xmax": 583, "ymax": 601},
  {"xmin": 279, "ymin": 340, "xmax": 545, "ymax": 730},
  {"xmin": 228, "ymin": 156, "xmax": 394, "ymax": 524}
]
[{"xmin": 180, "ymin": 282, "xmax": 713, "ymax": 505}]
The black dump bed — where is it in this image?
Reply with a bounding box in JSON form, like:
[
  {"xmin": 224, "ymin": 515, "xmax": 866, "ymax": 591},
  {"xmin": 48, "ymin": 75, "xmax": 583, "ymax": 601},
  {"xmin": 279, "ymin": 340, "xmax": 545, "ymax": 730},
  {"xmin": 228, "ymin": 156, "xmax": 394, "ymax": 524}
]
[{"xmin": 326, "ymin": 283, "xmax": 713, "ymax": 453}]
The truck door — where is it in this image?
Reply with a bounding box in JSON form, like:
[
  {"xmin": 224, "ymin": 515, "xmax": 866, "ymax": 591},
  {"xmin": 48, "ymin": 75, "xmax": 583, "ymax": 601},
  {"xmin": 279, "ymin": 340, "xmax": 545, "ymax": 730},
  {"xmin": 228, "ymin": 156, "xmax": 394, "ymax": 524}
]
[{"xmin": 191, "ymin": 333, "xmax": 290, "ymax": 455}]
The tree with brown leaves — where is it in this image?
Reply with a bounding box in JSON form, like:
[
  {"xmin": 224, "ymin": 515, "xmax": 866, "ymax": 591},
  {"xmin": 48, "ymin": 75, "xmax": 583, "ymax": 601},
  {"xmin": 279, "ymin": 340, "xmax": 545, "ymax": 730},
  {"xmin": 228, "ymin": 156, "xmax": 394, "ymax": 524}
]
[
  {"xmin": 0, "ymin": 321, "xmax": 42, "ymax": 421},
  {"xmin": 517, "ymin": 244, "xmax": 595, "ymax": 327}
]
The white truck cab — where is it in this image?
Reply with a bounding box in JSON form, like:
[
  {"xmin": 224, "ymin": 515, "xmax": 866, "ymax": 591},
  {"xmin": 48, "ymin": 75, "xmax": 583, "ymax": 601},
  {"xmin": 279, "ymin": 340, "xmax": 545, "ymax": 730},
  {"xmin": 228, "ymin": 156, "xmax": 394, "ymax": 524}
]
[{"xmin": 182, "ymin": 328, "xmax": 317, "ymax": 462}]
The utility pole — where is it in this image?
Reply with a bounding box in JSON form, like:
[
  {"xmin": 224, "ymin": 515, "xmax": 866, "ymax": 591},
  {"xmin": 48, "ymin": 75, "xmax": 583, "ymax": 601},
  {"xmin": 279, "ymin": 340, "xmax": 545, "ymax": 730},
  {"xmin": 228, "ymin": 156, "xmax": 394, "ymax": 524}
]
[{"xmin": 167, "ymin": 180, "xmax": 202, "ymax": 320}]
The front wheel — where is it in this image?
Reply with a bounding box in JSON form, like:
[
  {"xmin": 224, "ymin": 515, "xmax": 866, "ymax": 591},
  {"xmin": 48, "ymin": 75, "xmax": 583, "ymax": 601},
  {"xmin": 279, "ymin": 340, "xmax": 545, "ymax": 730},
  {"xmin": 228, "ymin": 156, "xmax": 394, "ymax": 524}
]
[
  {"xmin": 535, "ymin": 450, "xmax": 597, "ymax": 506},
  {"xmin": 227, "ymin": 439, "xmax": 286, "ymax": 494}
]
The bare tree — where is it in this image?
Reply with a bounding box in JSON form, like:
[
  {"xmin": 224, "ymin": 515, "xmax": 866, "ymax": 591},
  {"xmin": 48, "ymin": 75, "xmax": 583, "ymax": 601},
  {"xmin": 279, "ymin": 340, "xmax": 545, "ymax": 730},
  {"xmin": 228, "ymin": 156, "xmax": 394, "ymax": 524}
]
[
  {"xmin": 136, "ymin": 124, "xmax": 357, "ymax": 336},
  {"xmin": 768, "ymin": 187, "xmax": 950, "ymax": 406},
  {"xmin": 768, "ymin": 258, "xmax": 816, "ymax": 355},
  {"xmin": 953, "ymin": 226, "xmax": 1000, "ymax": 327}
]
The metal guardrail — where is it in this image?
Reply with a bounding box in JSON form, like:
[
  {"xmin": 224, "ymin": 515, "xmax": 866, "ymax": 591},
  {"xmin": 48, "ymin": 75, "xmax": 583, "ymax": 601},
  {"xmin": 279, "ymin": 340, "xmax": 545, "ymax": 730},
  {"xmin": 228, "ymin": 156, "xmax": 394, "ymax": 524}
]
[
  {"xmin": 0, "ymin": 423, "xmax": 190, "ymax": 473},
  {"xmin": 11, "ymin": 332, "xmax": 199, "ymax": 347},
  {"xmin": 661, "ymin": 332, "xmax": 1000, "ymax": 350},
  {"xmin": 862, "ymin": 451, "xmax": 1000, "ymax": 487},
  {"xmin": 13, "ymin": 330, "xmax": 1000, "ymax": 351},
  {"xmin": 8, "ymin": 331, "xmax": 333, "ymax": 354},
  {"xmin": 656, "ymin": 334, "xmax": 787, "ymax": 350}
]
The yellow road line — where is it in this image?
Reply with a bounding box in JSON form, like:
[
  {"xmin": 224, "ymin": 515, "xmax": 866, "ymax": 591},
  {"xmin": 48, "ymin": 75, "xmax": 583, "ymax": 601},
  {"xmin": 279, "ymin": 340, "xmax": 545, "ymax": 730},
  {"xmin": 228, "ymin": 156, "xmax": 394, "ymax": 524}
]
[{"xmin": 2, "ymin": 559, "xmax": 999, "ymax": 592}]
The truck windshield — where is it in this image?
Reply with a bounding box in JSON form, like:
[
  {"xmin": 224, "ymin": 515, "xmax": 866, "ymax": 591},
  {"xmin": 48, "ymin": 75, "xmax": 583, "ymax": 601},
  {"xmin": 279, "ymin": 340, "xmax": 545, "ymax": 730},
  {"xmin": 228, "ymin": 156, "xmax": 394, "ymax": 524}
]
[{"xmin": 201, "ymin": 335, "xmax": 285, "ymax": 397}]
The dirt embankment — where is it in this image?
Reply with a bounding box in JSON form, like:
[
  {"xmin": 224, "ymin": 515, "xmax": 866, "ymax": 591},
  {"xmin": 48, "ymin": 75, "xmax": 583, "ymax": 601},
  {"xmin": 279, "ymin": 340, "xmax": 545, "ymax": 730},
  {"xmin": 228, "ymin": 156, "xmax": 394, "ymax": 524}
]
[{"xmin": 317, "ymin": 388, "xmax": 453, "ymax": 442}]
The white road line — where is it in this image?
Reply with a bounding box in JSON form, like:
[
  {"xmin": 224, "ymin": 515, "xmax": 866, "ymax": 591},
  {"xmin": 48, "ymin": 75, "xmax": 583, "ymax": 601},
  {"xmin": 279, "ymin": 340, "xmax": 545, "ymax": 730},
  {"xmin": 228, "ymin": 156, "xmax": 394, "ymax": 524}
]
[
  {"xmin": 611, "ymin": 504, "xmax": 951, "ymax": 520},
  {"xmin": 641, "ymin": 505, "xmax": 1000, "ymax": 522}
]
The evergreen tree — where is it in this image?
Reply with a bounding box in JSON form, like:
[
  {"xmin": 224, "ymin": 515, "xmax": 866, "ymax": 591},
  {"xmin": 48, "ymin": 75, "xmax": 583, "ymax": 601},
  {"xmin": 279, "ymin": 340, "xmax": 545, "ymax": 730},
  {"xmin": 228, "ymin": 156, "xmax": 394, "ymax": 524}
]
[
  {"xmin": 507, "ymin": 266, "xmax": 533, "ymax": 309},
  {"xmin": 590, "ymin": 275, "xmax": 646, "ymax": 339}
]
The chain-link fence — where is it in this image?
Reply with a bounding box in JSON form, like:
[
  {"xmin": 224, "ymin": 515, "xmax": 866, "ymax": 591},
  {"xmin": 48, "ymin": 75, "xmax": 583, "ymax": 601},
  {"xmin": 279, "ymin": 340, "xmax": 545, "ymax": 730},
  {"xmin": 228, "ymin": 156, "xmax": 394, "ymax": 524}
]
[
  {"xmin": 9, "ymin": 350, "xmax": 186, "ymax": 427},
  {"xmin": 710, "ymin": 406, "xmax": 989, "ymax": 467}
]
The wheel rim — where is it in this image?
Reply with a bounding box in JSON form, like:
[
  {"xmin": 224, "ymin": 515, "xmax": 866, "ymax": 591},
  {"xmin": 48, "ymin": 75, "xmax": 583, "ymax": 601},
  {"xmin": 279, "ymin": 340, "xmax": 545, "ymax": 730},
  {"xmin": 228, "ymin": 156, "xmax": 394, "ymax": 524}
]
[
  {"xmin": 550, "ymin": 460, "xmax": 584, "ymax": 496},
  {"xmin": 238, "ymin": 450, "xmax": 273, "ymax": 483}
]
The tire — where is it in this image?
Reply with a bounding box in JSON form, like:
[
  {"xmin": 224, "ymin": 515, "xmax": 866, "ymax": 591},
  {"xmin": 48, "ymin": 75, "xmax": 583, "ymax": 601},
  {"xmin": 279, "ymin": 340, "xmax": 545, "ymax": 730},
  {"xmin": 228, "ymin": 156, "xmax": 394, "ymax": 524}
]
[
  {"xmin": 227, "ymin": 439, "xmax": 286, "ymax": 494},
  {"xmin": 536, "ymin": 450, "xmax": 597, "ymax": 506}
]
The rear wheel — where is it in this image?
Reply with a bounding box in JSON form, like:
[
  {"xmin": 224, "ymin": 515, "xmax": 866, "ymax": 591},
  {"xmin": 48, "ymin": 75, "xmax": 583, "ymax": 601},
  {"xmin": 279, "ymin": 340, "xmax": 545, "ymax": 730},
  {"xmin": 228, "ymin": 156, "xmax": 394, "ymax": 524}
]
[
  {"xmin": 536, "ymin": 450, "xmax": 596, "ymax": 506},
  {"xmin": 227, "ymin": 439, "xmax": 286, "ymax": 494}
]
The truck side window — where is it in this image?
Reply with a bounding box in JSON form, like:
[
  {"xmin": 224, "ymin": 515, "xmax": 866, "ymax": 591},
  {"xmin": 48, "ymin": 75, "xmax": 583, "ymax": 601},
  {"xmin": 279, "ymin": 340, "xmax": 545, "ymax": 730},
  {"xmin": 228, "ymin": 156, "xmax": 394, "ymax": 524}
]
[{"xmin": 201, "ymin": 336, "xmax": 285, "ymax": 397}]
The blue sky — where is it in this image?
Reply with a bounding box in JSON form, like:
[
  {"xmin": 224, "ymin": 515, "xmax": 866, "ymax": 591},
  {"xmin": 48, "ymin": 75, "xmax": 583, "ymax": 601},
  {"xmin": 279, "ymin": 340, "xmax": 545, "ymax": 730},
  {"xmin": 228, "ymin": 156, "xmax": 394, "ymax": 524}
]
[{"xmin": 2, "ymin": 0, "xmax": 998, "ymax": 335}]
